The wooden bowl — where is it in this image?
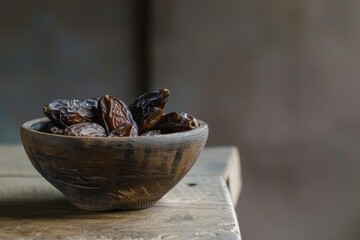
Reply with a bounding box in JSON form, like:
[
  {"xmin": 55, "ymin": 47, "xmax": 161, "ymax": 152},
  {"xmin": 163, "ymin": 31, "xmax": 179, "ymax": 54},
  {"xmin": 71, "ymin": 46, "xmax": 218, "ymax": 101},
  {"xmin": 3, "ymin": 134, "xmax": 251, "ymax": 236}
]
[{"xmin": 20, "ymin": 117, "xmax": 208, "ymax": 211}]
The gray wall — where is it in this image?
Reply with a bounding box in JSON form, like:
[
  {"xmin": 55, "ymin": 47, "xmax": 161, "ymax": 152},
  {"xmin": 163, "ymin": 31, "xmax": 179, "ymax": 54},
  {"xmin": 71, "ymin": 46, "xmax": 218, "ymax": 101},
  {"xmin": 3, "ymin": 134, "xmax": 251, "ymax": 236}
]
[
  {"xmin": 152, "ymin": 1, "xmax": 360, "ymax": 240},
  {"xmin": 0, "ymin": 1, "xmax": 136, "ymax": 143}
]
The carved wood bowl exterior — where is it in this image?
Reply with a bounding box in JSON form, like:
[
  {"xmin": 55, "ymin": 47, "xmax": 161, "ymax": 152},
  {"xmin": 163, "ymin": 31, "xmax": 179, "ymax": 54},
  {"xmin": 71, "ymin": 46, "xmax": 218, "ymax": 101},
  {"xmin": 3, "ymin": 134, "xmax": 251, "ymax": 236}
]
[{"xmin": 20, "ymin": 118, "xmax": 208, "ymax": 211}]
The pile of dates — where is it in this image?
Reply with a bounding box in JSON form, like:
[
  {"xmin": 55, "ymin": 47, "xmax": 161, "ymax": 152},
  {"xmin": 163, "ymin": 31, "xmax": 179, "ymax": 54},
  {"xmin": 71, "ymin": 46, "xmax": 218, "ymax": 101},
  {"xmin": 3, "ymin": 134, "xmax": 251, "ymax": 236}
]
[{"xmin": 41, "ymin": 88, "xmax": 200, "ymax": 137}]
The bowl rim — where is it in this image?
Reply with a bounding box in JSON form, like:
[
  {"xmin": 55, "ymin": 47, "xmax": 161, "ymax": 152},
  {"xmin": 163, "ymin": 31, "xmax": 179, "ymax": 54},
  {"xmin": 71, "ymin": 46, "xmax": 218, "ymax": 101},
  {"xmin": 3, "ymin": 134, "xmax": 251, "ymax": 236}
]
[{"xmin": 21, "ymin": 117, "xmax": 208, "ymax": 140}]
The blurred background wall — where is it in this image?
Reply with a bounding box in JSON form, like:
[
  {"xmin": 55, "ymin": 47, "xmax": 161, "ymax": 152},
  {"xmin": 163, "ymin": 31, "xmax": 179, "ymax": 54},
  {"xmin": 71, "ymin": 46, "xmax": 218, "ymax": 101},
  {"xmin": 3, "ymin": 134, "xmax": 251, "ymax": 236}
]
[
  {"xmin": 1, "ymin": 1, "xmax": 360, "ymax": 239},
  {"xmin": 0, "ymin": 0, "xmax": 138, "ymax": 142}
]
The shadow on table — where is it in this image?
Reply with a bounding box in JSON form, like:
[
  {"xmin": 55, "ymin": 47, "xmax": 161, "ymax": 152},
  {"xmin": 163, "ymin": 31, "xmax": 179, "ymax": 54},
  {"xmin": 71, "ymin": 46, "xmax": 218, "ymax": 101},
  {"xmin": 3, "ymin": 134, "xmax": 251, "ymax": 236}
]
[{"xmin": 0, "ymin": 198, "xmax": 107, "ymax": 219}]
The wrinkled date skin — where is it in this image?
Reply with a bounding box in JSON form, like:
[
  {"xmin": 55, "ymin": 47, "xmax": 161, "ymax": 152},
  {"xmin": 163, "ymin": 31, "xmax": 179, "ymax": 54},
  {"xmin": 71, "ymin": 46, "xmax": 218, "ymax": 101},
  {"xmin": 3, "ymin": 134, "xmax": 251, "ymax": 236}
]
[
  {"xmin": 109, "ymin": 122, "xmax": 137, "ymax": 137},
  {"xmin": 83, "ymin": 98, "xmax": 99, "ymax": 110},
  {"xmin": 41, "ymin": 89, "xmax": 200, "ymax": 137},
  {"xmin": 98, "ymin": 95, "xmax": 138, "ymax": 136},
  {"xmin": 129, "ymin": 88, "xmax": 170, "ymax": 134},
  {"xmin": 43, "ymin": 99, "xmax": 94, "ymax": 128},
  {"xmin": 140, "ymin": 130, "xmax": 162, "ymax": 136},
  {"xmin": 155, "ymin": 112, "xmax": 199, "ymax": 134},
  {"xmin": 64, "ymin": 122, "xmax": 107, "ymax": 137},
  {"xmin": 83, "ymin": 98, "xmax": 100, "ymax": 123}
]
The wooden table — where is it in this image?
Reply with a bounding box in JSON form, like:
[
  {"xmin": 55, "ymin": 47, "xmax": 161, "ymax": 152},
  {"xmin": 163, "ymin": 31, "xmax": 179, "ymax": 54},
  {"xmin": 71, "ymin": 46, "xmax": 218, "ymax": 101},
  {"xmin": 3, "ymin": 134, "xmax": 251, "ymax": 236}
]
[{"xmin": 0, "ymin": 145, "xmax": 242, "ymax": 240}]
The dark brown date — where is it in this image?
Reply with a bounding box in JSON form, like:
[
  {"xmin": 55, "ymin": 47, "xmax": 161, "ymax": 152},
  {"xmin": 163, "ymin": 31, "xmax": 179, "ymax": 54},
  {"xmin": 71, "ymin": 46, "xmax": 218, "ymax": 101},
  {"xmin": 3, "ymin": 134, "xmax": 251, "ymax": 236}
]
[
  {"xmin": 83, "ymin": 98, "xmax": 101, "ymax": 124},
  {"xmin": 129, "ymin": 88, "xmax": 169, "ymax": 134},
  {"xmin": 43, "ymin": 99, "xmax": 94, "ymax": 128},
  {"xmin": 41, "ymin": 88, "xmax": 201, "ymax": 137},
  {"xmin": 154, "ymin": 112, "xmax": 199, "ymax": 134},
  {"xmin": 109, "ymin": 122, "xmax": 138, "ymax": 137},
  {"xmin": 83, "ymin": 98, "xmax": 99, "ymax": 112},
  {"xmin": 98, "ymin": 95, "xmax": 138, "ymax": 136},
  {"xmin": 140, "ymin": 130, "xmax": 162, "ymax": 136},
  {"xmin": 64, "ymin": 122, "xmax": 106, "ymax": 137}
]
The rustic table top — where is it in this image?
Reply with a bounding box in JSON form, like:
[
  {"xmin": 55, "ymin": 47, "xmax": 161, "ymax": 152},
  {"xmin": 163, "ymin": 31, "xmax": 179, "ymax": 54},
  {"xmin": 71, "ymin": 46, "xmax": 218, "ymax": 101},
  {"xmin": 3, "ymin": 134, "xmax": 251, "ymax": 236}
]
[{"xmin": 0, "ymin": 145, "xmax": 242, "ymax": 240}]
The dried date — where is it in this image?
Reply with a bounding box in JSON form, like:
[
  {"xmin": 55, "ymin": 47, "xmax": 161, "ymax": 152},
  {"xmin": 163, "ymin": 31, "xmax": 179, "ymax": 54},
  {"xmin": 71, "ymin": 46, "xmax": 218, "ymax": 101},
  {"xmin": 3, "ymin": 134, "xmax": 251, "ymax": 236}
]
[
  {"xmin": 43, "ymin": 99, "xmax": 94, "ymax": 128},
  {"xmin": 83, "ymin": 98, "xmax": 99, "ymax": 112},
  {"xmin": 129, "ymin": 88, "xmax": 169, "ymax": 134},
  {"xmin": 98, "ymin": 95, "xmax": 138, "ymax": 136},
  {"xmin": 154, "ymin": 112, "xmax": 199, "ymax": 134},
  {"xmin": 109, "ymin": 122, "xmax": 138, "ymax": 137},
  {"xmin": 83, "ymin": 98, "xmax": 101, "ymax": 124},
  {"xmin": 41, "ymin": 88, "xmax": 200, "ymax": 138},
  {"xmin": 140, "ymin": 130, "xmax": 162, "ymax": 136},
  {"xmin": 64, "ymin": 122, "xmax": 106, "ymax": 137}
]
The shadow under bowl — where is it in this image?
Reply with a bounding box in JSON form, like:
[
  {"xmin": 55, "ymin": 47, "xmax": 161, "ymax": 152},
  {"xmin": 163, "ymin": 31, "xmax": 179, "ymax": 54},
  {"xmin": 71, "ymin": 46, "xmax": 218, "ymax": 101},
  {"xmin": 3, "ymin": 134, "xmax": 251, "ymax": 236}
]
[{"xmin": 20, "ymin": 118, "xmax": 208, "ymax": 211}]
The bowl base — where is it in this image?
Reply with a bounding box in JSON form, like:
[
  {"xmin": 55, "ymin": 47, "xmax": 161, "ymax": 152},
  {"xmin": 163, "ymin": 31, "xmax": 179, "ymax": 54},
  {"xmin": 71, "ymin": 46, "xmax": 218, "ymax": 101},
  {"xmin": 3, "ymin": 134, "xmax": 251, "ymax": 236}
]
[{"xmin": 70, "ymin": 200, "xmax": 158, "ymax": 211}]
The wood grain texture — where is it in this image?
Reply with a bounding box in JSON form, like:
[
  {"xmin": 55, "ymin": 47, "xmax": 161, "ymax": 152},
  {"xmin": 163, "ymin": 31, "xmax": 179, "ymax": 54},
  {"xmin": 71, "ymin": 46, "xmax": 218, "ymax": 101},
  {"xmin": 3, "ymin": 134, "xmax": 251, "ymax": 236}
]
[
  {"xmin": 0, "ymin": 176, "xmax": 240, "ymax": 240},
  {"xmin": 0, "ymin": 145, "xmax": 242, "ymax": 204},
  {"xmin": 19, "ymin": 118, "xmax": 208, "ymax": 211},
  {"xmin": 189, "ymin": 146, "xmax": 241, "ymax": 205},
  {"xmin": 0, "ymin": 145, "xmax": 241, "ymax": 239}
]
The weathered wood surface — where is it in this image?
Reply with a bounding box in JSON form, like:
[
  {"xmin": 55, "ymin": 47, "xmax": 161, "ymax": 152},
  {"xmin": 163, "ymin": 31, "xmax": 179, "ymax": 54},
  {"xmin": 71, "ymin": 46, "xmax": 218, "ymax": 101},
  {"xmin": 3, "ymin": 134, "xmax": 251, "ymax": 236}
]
[
  {"xmin": 0, "ymin": 145, "xmax": 241, "ymax": 239},
  {"xmin": 189, "ymin": 146, "xmax": 241, "ymax": 205},
  {"xmin": 0, "ymin": 176, "xmax": 239, "ymax": 239},
  {"xmin": 0, "ymin": 145, "xmax": 241, "ymax": 205}
]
